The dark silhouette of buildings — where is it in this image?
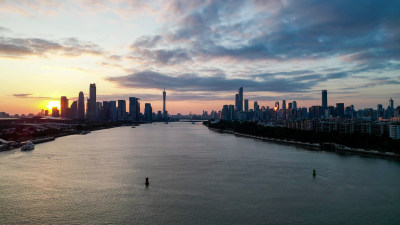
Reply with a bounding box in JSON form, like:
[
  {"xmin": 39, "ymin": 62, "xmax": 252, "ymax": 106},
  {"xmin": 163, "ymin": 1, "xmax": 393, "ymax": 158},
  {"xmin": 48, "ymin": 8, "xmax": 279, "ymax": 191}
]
[
  {"xmin": 60, "ymin": 96, "xmax": 68, "ymax": 118},
  {"xmin": 78, "ymin": 91, "xmax": 85, "ymax": 120}
]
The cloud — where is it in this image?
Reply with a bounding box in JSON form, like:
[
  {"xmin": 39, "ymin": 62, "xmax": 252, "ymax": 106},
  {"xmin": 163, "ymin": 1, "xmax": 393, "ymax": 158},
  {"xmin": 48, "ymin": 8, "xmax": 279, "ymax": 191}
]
[
  {"xmin": 13, "ymin": 94, "xmax": 55, "ymax": 99},
  {"xmin": 133, "ymin": 48, "xmax": 192, "ymax": 65},
  {"xmin": 106, "ymin": 70, "xmax": 317, "ymax": 93},
  {"xmin": 0, "ymin": 36, "xmax": 103, "ymax": 58},
  {"xmin": 129, "ymin": 0, "xmax": 400, "ymax": 70}
]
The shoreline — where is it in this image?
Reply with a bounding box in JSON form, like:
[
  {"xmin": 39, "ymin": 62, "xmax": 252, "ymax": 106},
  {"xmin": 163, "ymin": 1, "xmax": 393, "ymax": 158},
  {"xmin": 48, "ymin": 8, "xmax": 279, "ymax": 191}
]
[
  {"xmin": 0, "ymin": 124, "xmax": 127, "ymax": 152},
  {"xmin": 207, "ymin": 127, "xmax": 400, "ymax": 159}
]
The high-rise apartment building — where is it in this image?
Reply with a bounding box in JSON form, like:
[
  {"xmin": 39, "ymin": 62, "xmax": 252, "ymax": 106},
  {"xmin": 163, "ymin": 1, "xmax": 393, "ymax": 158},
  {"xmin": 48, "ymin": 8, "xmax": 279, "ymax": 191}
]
[
  {"xmin": 129, "ymin": 97, "xmax": 140, "ymax": 121},
  {"xmin": 322, "ymin": 90, "xmax": 327, "ymax": 112},
  {"xmin": 238, "ymin": 87, "xmax": 243, "ymax": 112},
  {"xmin": 144, "ymin": 103, "xmax": 152, "ymax": 121},
  {"xmin": 244, "ymin": 99, "xmax": 249, "ymax": 112},
  {"xmin": 69, "ymin": 101, "xmax": 77, "ymax": 119},
  {"xmin": 87, "ymin": 83, "xmax": 97, "ymax": 120},
  {"xmin": 117, "ymin": 100, "xmax": 126, "ymax": 120},
  {"xmin": 78, "ymin": 91, "xmax": 85, "ymax": 120},
  {"xmin": 336, "ymin": 103, "xmax": 345, "ymax": 117},
  {"xmin": 60, "ymin": 96, "xmax": 69, "ymax": 118}
]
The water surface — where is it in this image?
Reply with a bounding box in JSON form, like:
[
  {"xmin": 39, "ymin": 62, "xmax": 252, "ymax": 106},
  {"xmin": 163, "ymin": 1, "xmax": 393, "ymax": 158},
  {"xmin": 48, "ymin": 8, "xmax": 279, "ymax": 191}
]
[{"xmin": 1, "ymin": 122, "xmax": 399, "ymax": 224}]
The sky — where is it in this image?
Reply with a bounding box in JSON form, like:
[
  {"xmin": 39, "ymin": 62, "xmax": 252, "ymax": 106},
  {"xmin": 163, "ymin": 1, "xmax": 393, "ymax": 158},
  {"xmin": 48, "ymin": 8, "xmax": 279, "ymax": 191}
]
[{"xmin": 0, "ymin": 0, "xmax": 399, "ymax": 115}]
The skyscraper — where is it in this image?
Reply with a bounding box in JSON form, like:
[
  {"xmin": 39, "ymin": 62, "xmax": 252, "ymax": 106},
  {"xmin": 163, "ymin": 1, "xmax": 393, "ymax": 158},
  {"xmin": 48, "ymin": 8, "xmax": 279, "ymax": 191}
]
[
  {"xmin": 293, "ymin": 101, "xmax": 297, "ymax": 110},
  {"xmin": 322, "ymin": 90, "xmax": 327, "ymax": 112},
  {"xmin": 336, "ymin": 103, "xmax": 345, "ymax": 118},
  {"xmin": 163, "ymin": 86, "xmax": 167, "ymax": 119},
  {"xmin": 274, "ymin": 101, "xmax": 279, "ymax": 111},
  {"xmin": 60, "ymin": 96, "xmax": 69, "ymax": 118},
  {"xmin": 109, "ymin": 101, "xmax": 117, "ymax": 121},
  {"xmin": 238, "ymin": 87, "xmax": 243, "ymax": 112},
  {"xmin": 117, "ymin": 100, "xmax": 126, "ymax": 120},
  {"xmin": 69, "ymin": 101, "xmax": 77, "ymax": 119},
  {"xmin": 235, "ymin": 94, "xmax": 239, "ymax": 111},
  {"xmin": 389, "ymin": 98, "xmax": 394, "ymax": 109},
  {"xmin": 244, "ymin": 99, "xmax": 249, "ymax": 112},
  {"xmin": 144, "ymin": 103, "xmax": 152, "ymax": 121},
  {"xmin": 129, "ymin": 97, "xmax": 140, "ymax": 121},
  {"xmin": 87, "ymin": 83, "xmax": 97, "ymax": 120},
  {"xmin": 254, "ymin": 101, "xmax": 259, "ymax": 111},
  {"xmin": 282, "ymin": 100, "xmax": 286, "ymax": 110},
  {"xmin": 78, "ymin": 91, "xmax": 85, "ymax": 120}
]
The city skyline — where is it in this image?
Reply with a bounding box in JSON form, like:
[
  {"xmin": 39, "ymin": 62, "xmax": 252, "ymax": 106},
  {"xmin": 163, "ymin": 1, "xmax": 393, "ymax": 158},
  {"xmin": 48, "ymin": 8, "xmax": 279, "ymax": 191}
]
[{"xmin": 1, "ymin": 0, "xmax": 400, "ymax": 114}]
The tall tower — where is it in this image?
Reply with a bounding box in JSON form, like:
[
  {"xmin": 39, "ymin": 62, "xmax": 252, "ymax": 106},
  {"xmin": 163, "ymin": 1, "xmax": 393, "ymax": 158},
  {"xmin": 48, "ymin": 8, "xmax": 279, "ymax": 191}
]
[
  {"xmin": 282, "ymin": 100, "xmax": 286, "ymax": 110},
  {"xmin": 389, "ymin": 98, "xmax": 394, "ymax": 109},
  {"xmin": 322, "ymin": 90, "xmax": 327, "ymax": 111},
  {"xmin": 88, "ymin": 83, "xmax": 96, "ymax": 120},
  {"xmin": 78, "ymin": 91, "xmax": 85, "ymax": 120},
  {"xmin": 60, "ymin": 96, "xmax": 69, "ymax": 118},
  {"xmin": 129, "ymin": 97, "xmax": 140, "ymax": 121},
  {"xmin": 163, "ymin": 86, "xmax": 167, "ymax": 118},
  {"xmin": 238, "ymin": 87, "xmax": 243, "ymax": 112},
  {"xmin": 244, "ymin": 99, "xmax": 249, "ymax": 112}
]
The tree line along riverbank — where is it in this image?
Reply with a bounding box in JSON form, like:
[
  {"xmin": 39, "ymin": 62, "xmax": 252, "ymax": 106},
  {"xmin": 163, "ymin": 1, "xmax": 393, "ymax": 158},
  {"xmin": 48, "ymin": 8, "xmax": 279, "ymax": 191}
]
[{"xmin": 204, "ymin": 121, "xmax": 400, "ymax": 156}]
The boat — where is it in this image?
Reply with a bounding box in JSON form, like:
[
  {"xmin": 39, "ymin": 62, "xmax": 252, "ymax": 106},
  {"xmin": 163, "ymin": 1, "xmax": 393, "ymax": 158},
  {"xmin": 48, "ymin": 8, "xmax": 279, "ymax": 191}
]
[{"xmin": 21, "ymin": 142, "xmax": 35, "ymax": 151}]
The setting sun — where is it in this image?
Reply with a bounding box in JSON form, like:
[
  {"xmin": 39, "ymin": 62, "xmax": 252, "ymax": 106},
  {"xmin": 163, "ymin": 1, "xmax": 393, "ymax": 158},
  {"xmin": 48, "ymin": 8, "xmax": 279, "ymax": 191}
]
[{"xmin": 47, "ymin": 101, "xmax": 60, "ymax": 112}]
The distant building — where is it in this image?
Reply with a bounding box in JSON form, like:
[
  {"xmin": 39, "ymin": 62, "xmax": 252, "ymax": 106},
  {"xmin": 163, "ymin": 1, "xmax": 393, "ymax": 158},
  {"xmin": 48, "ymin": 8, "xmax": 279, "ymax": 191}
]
[
  {"xmin": 163, "ymin": 86, "xmax": 167, "ymax": 119},
  {"xmin": 87, "ymin": 83, "xmax": 97, "ymax": 120},
  {"xmin": 336, "ymin": 103, "xmax": 345, "ymax": 118},
  {"xmin": 117, "ymin": 100, "xmax": 127, "ymax": 120},
  {"xmin": 144, "ymin": 103, "xmax": 152, "ymax": 122},
  {"xmin": 282, "ymin": 100, "xmax": 286, "ymax": 110},
  {"xmin": 288, "ymin": 102, "xmax": 293, "ymax": 110},
  {"xmin": 254, "ymin": 101, "xmax": 259, "ymax": 111},
  {"xmin": 109, "ymin": 101, "xmax": 117, "ymax": 121},
  {"xmin": 244, "ymin": 99, "xmax": 249, "ymax": 112},
  {"xmin": 102, "ymin": 101, "xmax": 110, "ymax": 121},
  {"xmin": 389, "ymin": 125, "xmax": 400, "ymax": 140},
  {"xmin": 309, "ymin": 106, "xmax": 323, "ymax": 119},
  {"xmin": 222, "ymin": 105, "xmax": 229, "ymax": 120},
  {"xmin": 78, "ymin": 91, "xmax": 85, "ymax": 120},
  {"xmin": 129, "ymin": 97, "xmax": 140, "ymax": 121},
  {"xmin": 389, "ymin": 98, "xmax": 394, "ymax": 109},
  {"xmin": 238, "ymin": 87, "xmax": 243, "ymax": 112},
  {"xmin": 69, "ymin": 101, "xmax": 77, "ymax": 119},
  {"xmin": 60, "ymin": 96, "xmax": 68, "ymax": 118},
  {"xmin": 322, "ymin": 90, "xmax": 327, "ymax": 114},
  {"xmin": 274, "ymin": 101, "xmax": 279, "ymax": 111},
  {"xmin": 228, "ymin": 105, "xmax": 235, "ymax": 120},
  {"xmin": 293, "ymin": 101, "xmax": 297, "ymax": 110},
  {"xmin": 52, "ymin": 107, "xmax": 60, "ymax": 117}
]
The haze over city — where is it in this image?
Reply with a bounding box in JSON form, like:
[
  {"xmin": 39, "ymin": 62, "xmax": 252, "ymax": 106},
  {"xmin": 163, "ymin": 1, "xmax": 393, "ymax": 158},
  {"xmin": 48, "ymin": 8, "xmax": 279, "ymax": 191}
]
[{"xmin": 1, "ymin": 0, "xmax": 399, "ymax": 115}]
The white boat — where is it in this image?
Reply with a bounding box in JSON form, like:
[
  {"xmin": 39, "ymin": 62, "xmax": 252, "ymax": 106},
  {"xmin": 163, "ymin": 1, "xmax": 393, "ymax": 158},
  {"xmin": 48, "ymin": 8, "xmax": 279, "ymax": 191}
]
[{"xmin": 21, "ymin": 142, "xmax": 35, "ymax": 151}]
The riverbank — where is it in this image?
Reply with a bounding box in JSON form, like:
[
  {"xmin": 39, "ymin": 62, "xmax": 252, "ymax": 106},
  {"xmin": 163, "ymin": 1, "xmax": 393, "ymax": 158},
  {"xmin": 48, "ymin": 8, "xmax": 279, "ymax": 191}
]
[
  {"xmin": 0, "ymin": 121, "xmax": 137, "ymax": 152},
  {"xmin": 206, "ymin": 125, "xmax": 400, "ymax": 159}
]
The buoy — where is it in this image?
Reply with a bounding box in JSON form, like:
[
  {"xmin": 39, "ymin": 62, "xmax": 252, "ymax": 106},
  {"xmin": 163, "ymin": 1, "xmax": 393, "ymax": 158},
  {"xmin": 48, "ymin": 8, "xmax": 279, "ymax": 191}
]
[
  {"xmin": 145, "ymin": 177, "xmax": 149, "ymax": 186},
  {"xmin": 313, "ymin": 169, "xmax": 316, "ymax": 177}
]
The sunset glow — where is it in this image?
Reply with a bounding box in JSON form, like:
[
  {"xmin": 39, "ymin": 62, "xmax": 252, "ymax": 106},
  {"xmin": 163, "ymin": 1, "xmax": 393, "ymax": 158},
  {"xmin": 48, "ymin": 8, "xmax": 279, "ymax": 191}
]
[{"xmin": 47, "ymin": 101, "xmax": 60, "ymax": 112}]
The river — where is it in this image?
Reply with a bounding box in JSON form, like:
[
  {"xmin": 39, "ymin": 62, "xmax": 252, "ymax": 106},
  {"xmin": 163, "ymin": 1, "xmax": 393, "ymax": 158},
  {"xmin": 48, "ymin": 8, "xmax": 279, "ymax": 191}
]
[{"xmin": 1, "ymin": 122, "xmax": 399, "ymax": 224}]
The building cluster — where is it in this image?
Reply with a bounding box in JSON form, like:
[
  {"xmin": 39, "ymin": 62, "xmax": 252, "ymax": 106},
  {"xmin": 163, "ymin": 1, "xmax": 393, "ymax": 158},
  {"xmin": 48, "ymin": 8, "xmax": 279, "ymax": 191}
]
[
  {"xmin": 42, "ymin": 83, "xmax": 169, "ymax": 122},
  {"xmin": 219, "ymin": 87, "xmax": 400, "ymax": 140}
]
